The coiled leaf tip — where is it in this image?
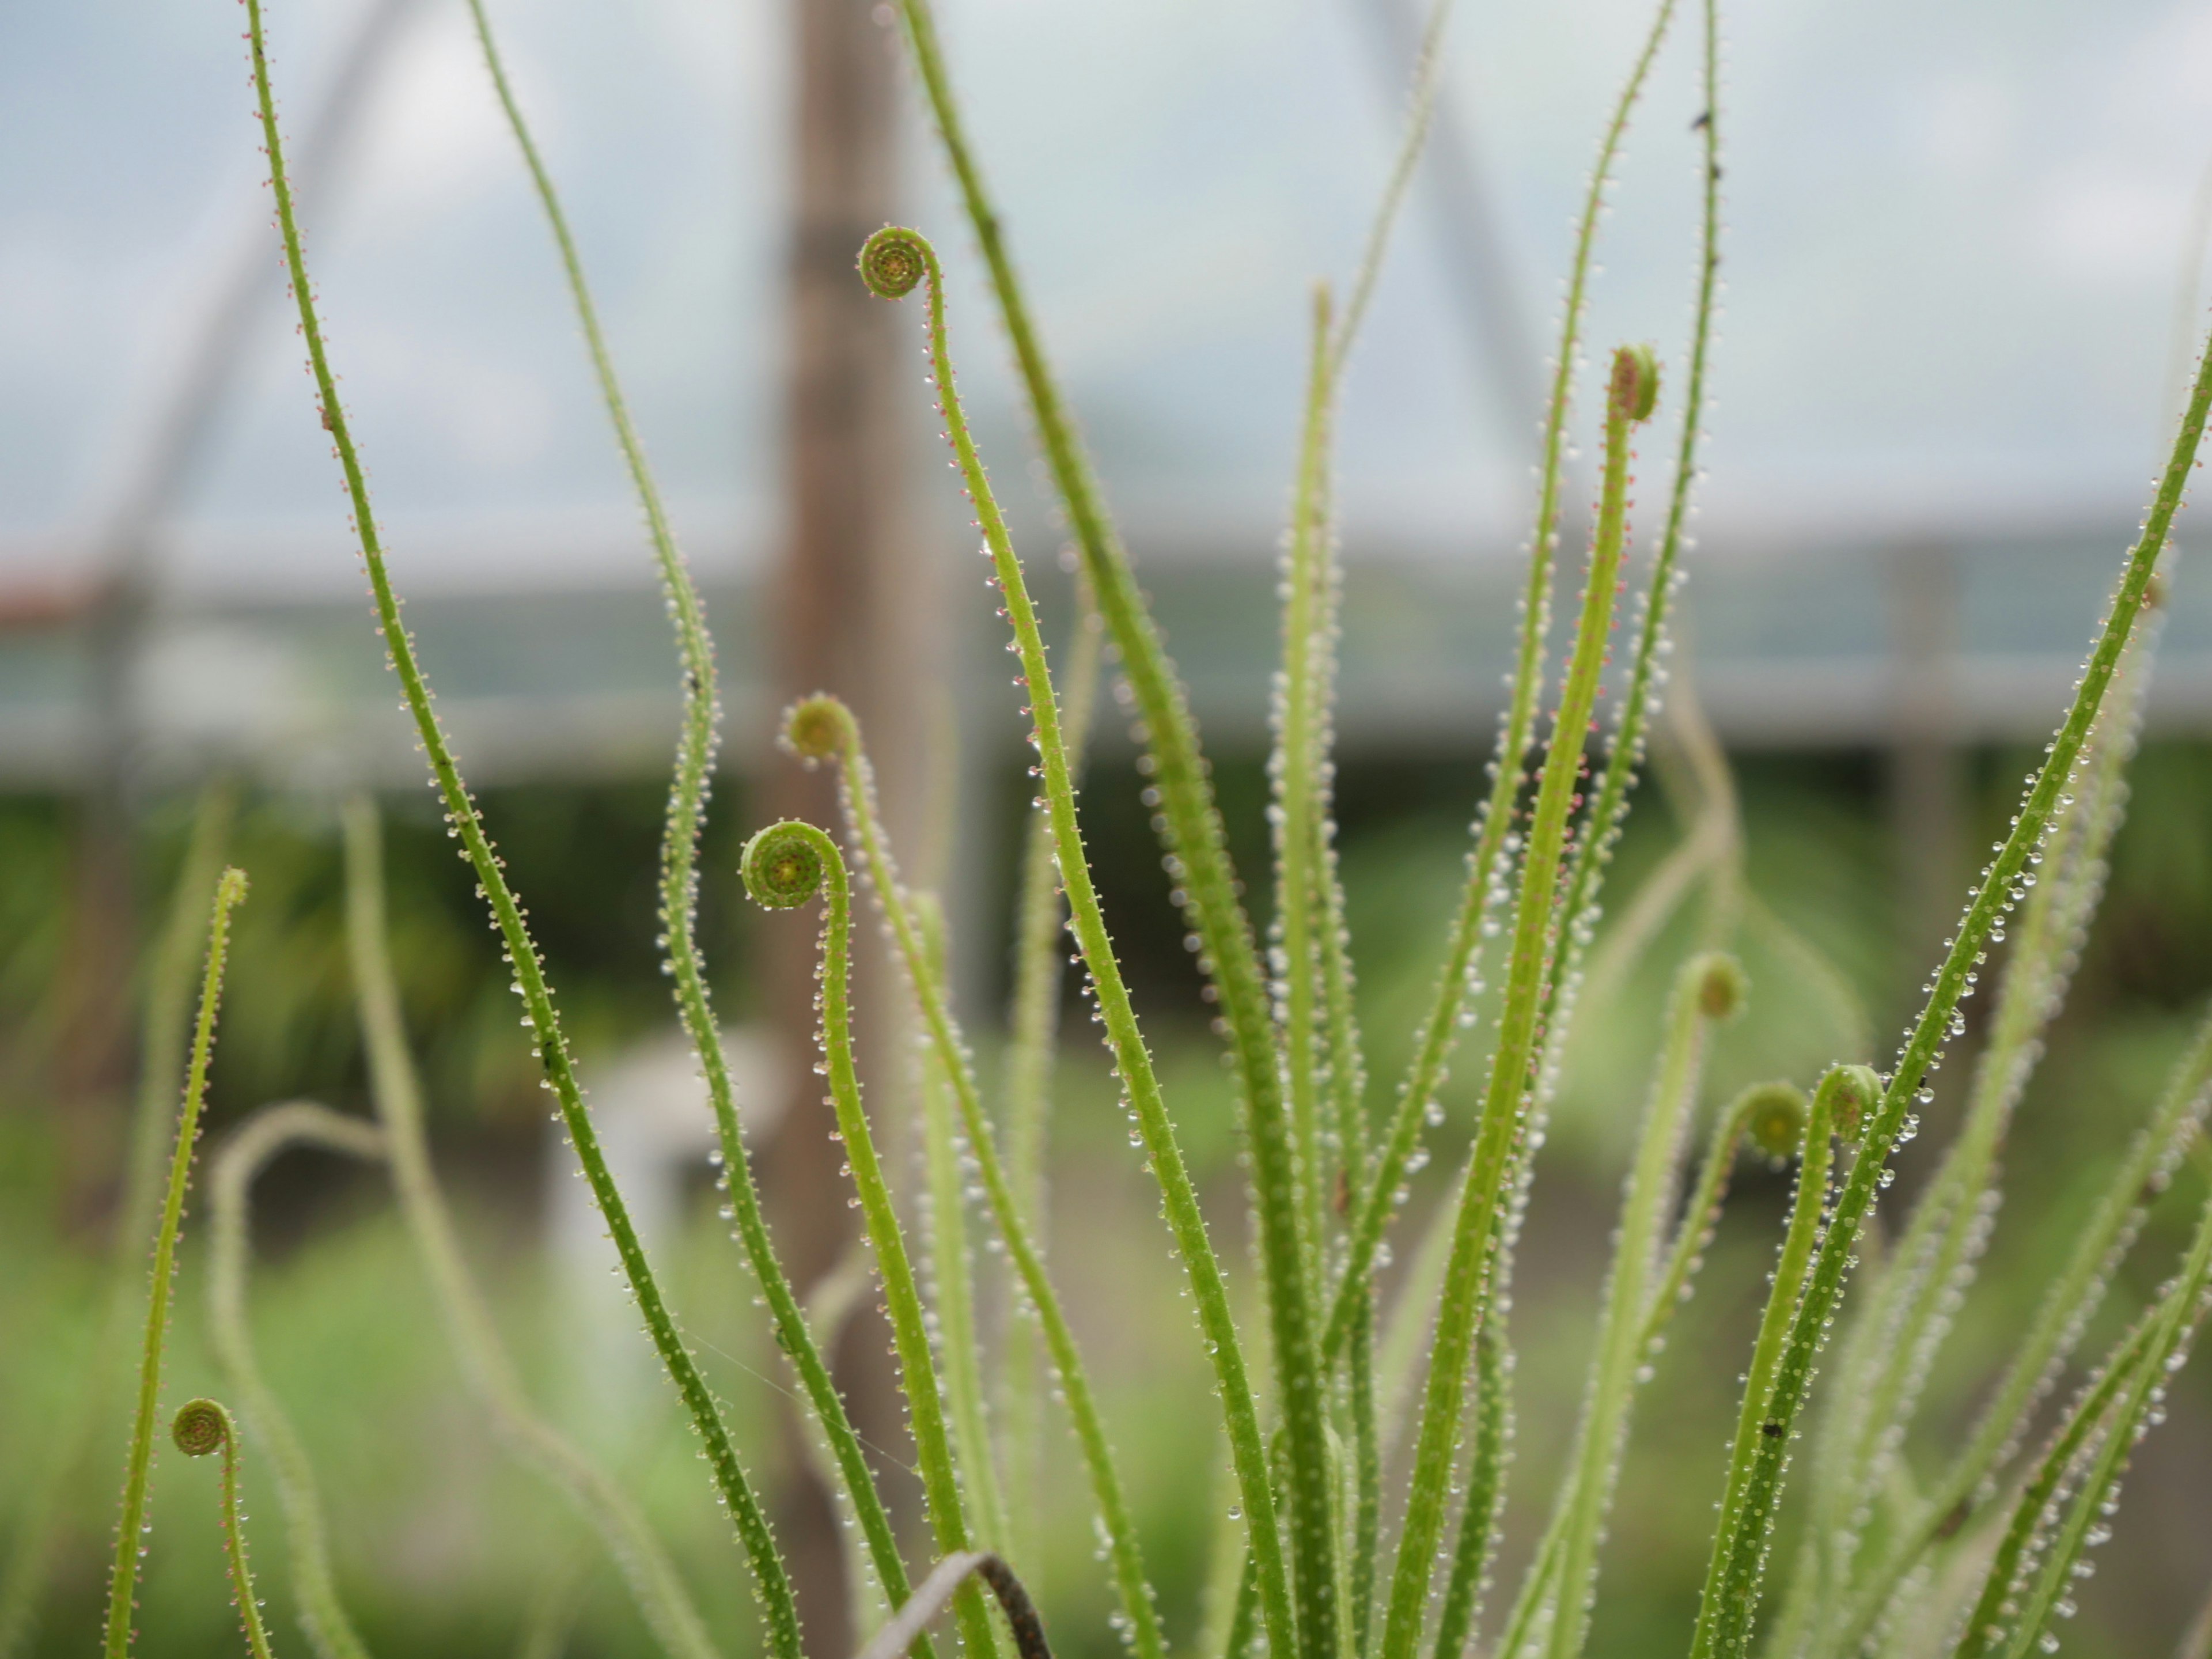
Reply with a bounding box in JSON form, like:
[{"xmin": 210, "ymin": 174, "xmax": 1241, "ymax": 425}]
[
  {"xmin": 1611, "ymin": 343, "xmax": 1662, "ymax": 424},
  {"xmin": 1816, "ymin": 1064, "xmax": 1883, "ymax": 1147},
  {"xmin": 1695, "ymin": 953, "xmax": 1751, "ymax": 1021},
  {"xmin": 859, "ymin": 227, "xmax": 929, "ymax": 301},
  {"xmin": 783, "ymin": 694, "xmax": 855, "ymax": 765},
  {"xmin": 743, "ymin": 821, "xmax": 829, "ymax": 910},
  {"xmin": 172, "ymin": 1399, "xmax": 231, "ymax": 1459},
  {"xmin": 1740, "ymin": 1083, "xmax": 1811, "ymax": 1162}
]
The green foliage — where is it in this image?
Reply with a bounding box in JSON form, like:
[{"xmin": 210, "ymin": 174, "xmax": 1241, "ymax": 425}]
[
  {"xmin": 57, "ymin": 0, "xmax": 2212, "ymax": 1656},
  {"xmin": 169, "ymin": 1400, "xmax": 281, "ymax": 1659},
  {"xmin": 104, "ymin": 865, "xmax": 248, "ymax": 1659}
]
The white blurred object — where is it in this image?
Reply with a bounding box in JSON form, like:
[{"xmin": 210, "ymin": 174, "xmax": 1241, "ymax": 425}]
[{"xmin": 545, "ymin": 1024, "xmax": 786, "ymax": 1441}]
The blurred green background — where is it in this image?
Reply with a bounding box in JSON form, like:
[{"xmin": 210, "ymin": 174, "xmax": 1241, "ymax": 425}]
[{"xmin": 4, "ymin": 727, "xmax": 2210, "ymax": 1658}]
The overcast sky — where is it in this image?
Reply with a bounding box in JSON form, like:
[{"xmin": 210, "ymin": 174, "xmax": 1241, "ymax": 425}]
[{"xmin": 5, "ymin": 0, "xmax": 2210, "ymax": 598}]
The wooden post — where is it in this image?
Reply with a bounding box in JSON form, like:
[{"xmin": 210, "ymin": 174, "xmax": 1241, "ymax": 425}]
[{"xmin": 764, "ymin": 1, "xmax": 937, "ymax": 1649}]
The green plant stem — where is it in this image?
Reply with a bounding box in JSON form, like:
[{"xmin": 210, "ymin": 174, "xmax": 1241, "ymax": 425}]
[
  {"xmin": 171, "ymin": 1400, "xmax": 279, "ymax": 1659},
  {"xmin": 1545, "ymin": 955, "xmax": 1739, "ymax": 1659},
  {"xmin": 340, "ymin": 802, "xmax": 721, "ymax": 1659},
  {"xmin": 1825, "ymin": 996, "xmax": 2212, "ymax": 1658},
  {"xmin": 999, "ymin": 585, "xmax": 1102, "ymax": 1557},
  {"xmin": 861, "ymin": 226, "xmax": 1298, "ymax": 1659},
  {"xmin": 913, "ymin": 894, "xmax": 1010, "ymax": 1554},
  {"xmin": 1687, "ymin": 320, "xmax": 2212, "ymax": 1659},
  {"xmin": 1688, "ymin": 1066, "xmax": 1855, "ymax": 1659},
  {"xmin": 1497, "ymin": 1028, "xmax": 1767, "ymax": 1659},
  {"xmin": 104, "ymin": 865, "xmax": 248, "ymax": 1659},
  {"xmin": 0, "ymin": 783, "xmax": 232, "ymax": 1659},
  {"xmin": 1277, "ymin": 284, "xmax": 1338, "ymax": 1291},
  {"xmin": 209, "ymin": 1103, "xmax": 385, "ymax": 1659},
  {"xmin": 803, "ymin": 695, "xmax": 1168, "ymax": 1659},
  {"xmin": 1346, "ymin": 1283, "xmax": 1381, "ymax": 1659},
  {"xmin": 1990, "ymin": 1173, "xmax": 2212, "ymax": 1659},
  {"xmin": 1952, "ymin": 1308, "xmax": 2162, "ymax": 1659},
  {"xmin": 1796, "ymin": 632, "xmax": 2141, "ymax": 1637},
  {"xmin": 743, "ymin": 822, "xmax": 1000, "ymax": 1659},
  {"xmin": 886, "ymin": 24, "xmax": 1345, "ymax": 1649},
  {"xmin": 1641, "ymin": 1085, "xmax": 1773, "ymax": 1354},
  {"xmin": 1379, "ymin": 347, "xmax": 1656, "ymax": 1659},
  {"xmin": 1538, "ymin": 0, "xmax": 1724, "ymax": 1061},
  {"xmin": 1330, "ymin": 0, "xmax": 1460, "ymax": 372},
  {"xmin": 454, "ymin": 2, "xmax": 923, "ymax": 1639},
  {"xmin": 1786, "ymin": 641, "xmax": 2149, "ymax": 1659},
  {"xmin": 1324, "ymin": 0, "xmax": 1685, "ymax": 1363},
  {"xmin": 237, "ymin": 2, "xmax": 798, "ymax": 1646},
  {"xmin": 1430, "ymin": 1323, "xmax": 1512, "ymax": 1659}
]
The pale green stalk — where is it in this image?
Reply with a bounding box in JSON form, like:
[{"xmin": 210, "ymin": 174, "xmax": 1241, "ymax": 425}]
[
  {"xmin": 171, "ymin": 1399, "xmax": 279, "ymax": 1659},
  {"xmin": 1688, "ymin": 1066, "xmax": 1869, "ymax": 1659},
  {"xmin": 888, "ymin": 28, "xmax": 1343, "ymax": 1653},
  {"xmin": 1379, "ymin": 346, "xmax": 1660, "ymax": 1659},
  {"xmin": 1987, "ymin": 1175, "xmax": 2212, "ymax": 1659},
  {"xmin": 1824, "ymin": 997, "xmax": 2212, "ymax": 1658},
  {"xmin": 740, "ymin": 822, "xmax": 999, "ymax": 1659},
  {"xmin": 1346, "ymin": 1285, "xmax": 1380, "ymax": 1658},
  {"xmin": 857, "ymin": 1552, "xmax": 1052, "ymax": 1659},
  {"xmin": 913, "ymin": 893, "xmax": 1010, "ymax": 1554},
  {"xmin": 104, "ymin": 865, "xmax": 248, "ymax": 1659},
  {"xmin": 514, "ymin": 1544, "xmax": 592, "ymax": 1659},
  {"xmin": 858, "ymin": 226, "xmax": 1297, "ymax": 1659},
  {"xmin": 1949, "ymin": 1308, "xmax": 2163, "ymax": 1659},
  {"xmin": 1539, "ymin": 0, "xmax": 1726, "ymax": 1058},
  {"xmin": 1310, "ymin": 474, "xmax": 1375, "ymax": 1649},
  {"xmin": 1496, "ymin": 1531, "xmax": 1568, "ymax": 1659},
  {"xmin": 1324, "ymin": 0, "xmax": 1688, "ymax": 1365},
  {"xmin": 999, "ymin": 589, "xmax": 1101, "ymax": 1558},
  {"xmin": 1497, "ymin": 1047, "xmax": 1782, "ymax": 1659},
  {"xmin": 1642, "ymin": 1083, "xmax": 1802, "ymax": 1355},
  {"xmin": 456, "ymin": 0, "xmax": 922, "ymax": 1633},
  {"xmin": 0, "ymin": 782, "xmax": 231, "ymax": 1659},
  {"xmin": 1275, "ymin": 285, "xmax": 1339, "ymax": 1291},
  {"xmin": 340, "ymin": 802, "xmax": 721, "ymax": 1659},
  {"xmin": 793, "ymin": 692, "xmax": 1167, "ymax": 1659},
  {"xmin": 1329, "ymin": 0, "xmax": 1460, "ymax": 372},
  {"xmin": 1544, "ymin": 955, "xmax": 1743, "ymax": 1659},
  {"xmin": 1687, "ymin": 323, "xmax": 2212, "ymax": 1659},
  {"xmin": 236, "ymin": 2, "xmax": 797, "ymax": 1645},
  {"xmin": 1429, "ymin": 1324, "xmax": 1512, "ymax": 1659},
  {"xmin": 209, "ymin": 1102, "xmax": 385, "ymax": 1659},
  {"xmin": 1785, "ymin": 641, "xmax": 2149, "ymax": 1659}
]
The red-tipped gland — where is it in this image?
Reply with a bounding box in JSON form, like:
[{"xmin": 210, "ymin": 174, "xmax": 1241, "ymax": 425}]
[{"xmin": 1610, "ymin": 343, "xmax": 1661, "ymax": 424}]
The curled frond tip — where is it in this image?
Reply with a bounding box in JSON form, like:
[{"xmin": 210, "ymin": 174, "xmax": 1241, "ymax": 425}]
[
  {"xmin": 859, "ymin": 227, "xmax": 931, "ymax": 301},
  {"xmin": 172, "ymin": 1399, "xmax": 232, "ymax": 1459},
  {"xmin": 1816, "ymin": 1063, "xmax": 1883, "ymax": 1147},
  {"xmin": 1610, "ymin": 343, "xmax": 1662, "ymax": 424},
  {"xmin": 783, "ymin": 694, "xmax": 856, "ymax": 765},
  {"xmin": 1739, "ymin": 1082, "xmax": 1810, "ymax": 1162},
  {"xmin": 1695, "ymin": 952, "xmax": 1751, "ymax": 1021},
  {"xmin": 743, "ymin": 821, "xmax": 830, "ymax": 910}
]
